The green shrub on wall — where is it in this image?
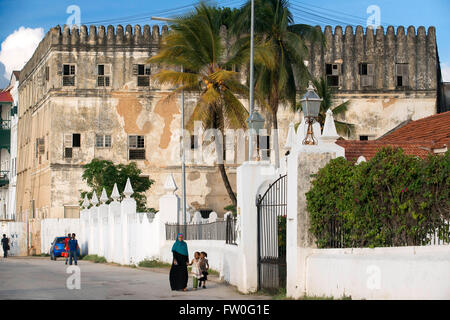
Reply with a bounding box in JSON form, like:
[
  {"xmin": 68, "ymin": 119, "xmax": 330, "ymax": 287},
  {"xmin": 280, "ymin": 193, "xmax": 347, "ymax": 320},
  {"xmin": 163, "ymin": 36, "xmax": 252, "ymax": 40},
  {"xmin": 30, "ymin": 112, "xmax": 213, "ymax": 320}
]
[{"xmin": 306, "ymin": 147, "xmax": 450, "ymax": 248}]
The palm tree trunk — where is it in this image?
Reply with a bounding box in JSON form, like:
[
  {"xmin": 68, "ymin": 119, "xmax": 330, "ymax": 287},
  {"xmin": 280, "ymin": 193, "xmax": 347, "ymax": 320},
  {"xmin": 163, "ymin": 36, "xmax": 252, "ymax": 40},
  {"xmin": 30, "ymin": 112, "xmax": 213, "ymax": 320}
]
[
  {"xmin": 272, "ymin": 109, "xmax": 280, "ymax": 168},
  {"xmin": 212, "ymin": 107, "xmax": 237, "ymax": 208},
  {"xmin": 218, "ymin": 163, "xmax": 237, "ymax": 208}
]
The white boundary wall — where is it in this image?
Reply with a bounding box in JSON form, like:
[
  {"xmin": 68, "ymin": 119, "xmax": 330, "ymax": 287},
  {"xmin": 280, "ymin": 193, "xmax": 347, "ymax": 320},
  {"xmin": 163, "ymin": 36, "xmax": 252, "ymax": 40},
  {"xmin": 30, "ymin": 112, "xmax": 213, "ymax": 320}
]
[
  {"xmin": 40, "ymin": 219, "xmax": 81, "ymax": 254},
  {"xmin": 304, "ymin": 246, "xmax": 450, "ymax": 300},
  {"xmin": 0, "ymin": 221, "xmax": 27, "ymax": 256}
]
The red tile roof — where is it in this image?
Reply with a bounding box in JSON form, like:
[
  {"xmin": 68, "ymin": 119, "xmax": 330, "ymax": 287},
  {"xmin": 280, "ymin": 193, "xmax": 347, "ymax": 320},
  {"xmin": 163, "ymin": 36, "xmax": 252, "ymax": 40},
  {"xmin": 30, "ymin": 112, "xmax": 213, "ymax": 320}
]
[
  {"xmin": 336, "ymin": 140, "xmax": 432, "ymax": 162},
  {"xmin": 0, "ymin": 90, "xmax": 13, "ymax": 103},
  {"xmin": 379, "ymin": 111, "xmax": 450, "ymax": 149},
  {"xmin": 336, "ymin": 111, "xmax": 450, "ymax": 162}
]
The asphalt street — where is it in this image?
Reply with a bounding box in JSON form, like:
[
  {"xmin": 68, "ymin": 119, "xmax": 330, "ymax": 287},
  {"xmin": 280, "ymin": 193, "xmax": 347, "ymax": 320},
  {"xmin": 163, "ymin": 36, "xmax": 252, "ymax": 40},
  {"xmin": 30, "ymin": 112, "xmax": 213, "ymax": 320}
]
[{"xmin": 0, "ymin": 257, "xmax": 270, "ymax": 300}]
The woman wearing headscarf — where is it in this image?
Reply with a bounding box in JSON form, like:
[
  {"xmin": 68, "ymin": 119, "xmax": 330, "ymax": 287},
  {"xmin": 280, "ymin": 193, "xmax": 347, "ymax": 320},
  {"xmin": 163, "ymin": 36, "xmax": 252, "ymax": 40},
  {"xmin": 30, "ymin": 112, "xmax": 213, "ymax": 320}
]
[{"xmin": 169, "ymin": 233, "xmax": 189, "ymax": 291}]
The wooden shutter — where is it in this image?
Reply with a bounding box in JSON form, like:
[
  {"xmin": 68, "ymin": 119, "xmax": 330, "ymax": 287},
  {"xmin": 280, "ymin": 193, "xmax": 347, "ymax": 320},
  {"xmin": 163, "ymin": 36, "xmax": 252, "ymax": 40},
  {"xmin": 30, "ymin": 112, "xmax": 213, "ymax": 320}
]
[
  {"xmin": 64, "ymin": 134, "xmax": 72, "ymax": 147},
  {"xmin": 132, "ymin": 64, "xmax": 139, "ymax": 75},
  {"xmin": 104, "ymin": 64, "xmax": 112, "ymax": 75}
]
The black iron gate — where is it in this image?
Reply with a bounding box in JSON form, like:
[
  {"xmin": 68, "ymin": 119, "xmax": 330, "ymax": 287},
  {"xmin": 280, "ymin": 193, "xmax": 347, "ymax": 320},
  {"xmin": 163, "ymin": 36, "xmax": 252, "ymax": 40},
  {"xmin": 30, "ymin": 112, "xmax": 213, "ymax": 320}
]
[{"xmin": 256, "ymin": 174, "xmax": 287, "ymax": 291}]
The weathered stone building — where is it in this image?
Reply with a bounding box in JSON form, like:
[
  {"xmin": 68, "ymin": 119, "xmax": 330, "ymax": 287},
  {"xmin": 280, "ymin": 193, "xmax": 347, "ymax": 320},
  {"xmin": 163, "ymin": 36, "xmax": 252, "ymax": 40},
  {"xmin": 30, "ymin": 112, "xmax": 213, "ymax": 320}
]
[
  {"xmin": 303, "ymin": 25, "xmax": 443, "ymax": 140},
  {"xmin": 16, "ymin": 23, "xmax": 443, "ymax": 225},
  {"xmin": 16, "ymin": 24, "xmax": 239, "ymax": 223}
]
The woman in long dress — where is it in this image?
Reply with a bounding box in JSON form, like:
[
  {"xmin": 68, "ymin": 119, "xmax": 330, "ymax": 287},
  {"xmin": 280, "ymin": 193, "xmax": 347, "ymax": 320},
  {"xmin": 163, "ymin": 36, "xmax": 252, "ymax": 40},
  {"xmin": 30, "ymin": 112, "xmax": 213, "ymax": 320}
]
[{"xmin": 169, "ymin": 233, "xmax": 189, "ymax": 291}]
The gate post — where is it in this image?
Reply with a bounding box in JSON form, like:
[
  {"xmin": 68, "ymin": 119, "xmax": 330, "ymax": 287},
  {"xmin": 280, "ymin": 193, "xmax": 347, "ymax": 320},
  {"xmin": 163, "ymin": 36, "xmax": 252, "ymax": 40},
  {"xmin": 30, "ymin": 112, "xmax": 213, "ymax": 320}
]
[
  {"xmin": 286, "ymin": 110, "xmax": 345, "ymax": 299},
  {"xmin": 236, "ymin": 161, "xmax": 277, "ymax": 293}
]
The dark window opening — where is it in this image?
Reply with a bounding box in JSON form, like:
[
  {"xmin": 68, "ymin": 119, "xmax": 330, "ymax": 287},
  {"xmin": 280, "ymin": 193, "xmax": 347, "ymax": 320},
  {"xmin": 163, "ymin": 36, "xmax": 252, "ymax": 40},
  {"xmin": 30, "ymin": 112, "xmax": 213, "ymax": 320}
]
[
  {"xmin": 190, "ymin": 135, "xmax": 198, "ymax": 150},
  {"xmin": 359, "ymin": 135, "xmax": 369, "ymax": 141},
  {"xmin": 327, "ymin": 76, "xmax": 339, "ymax": 87},
  {"xmin": 72, "ymin": 134, "xmax": 81, "ymax": 147}
]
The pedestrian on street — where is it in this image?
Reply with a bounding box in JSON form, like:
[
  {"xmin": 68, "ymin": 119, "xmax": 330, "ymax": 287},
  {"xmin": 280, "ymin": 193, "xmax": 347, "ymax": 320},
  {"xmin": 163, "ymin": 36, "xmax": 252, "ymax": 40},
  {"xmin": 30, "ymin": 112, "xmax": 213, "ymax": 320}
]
[
  {"xmin": 64, "ymin": 233, "xmax": 71, "ymax": 265},
  {"xmin": 1, "ymin": 234, "xmax": 9, "ymax": 258},
  {"xmin": 188, "ymin": 252, "xmax": 202, "ymax": 290},
  {"xmin": 68, "ymin": 233, "xmax": 79, "ymax": 265},
  {"xmin": 198, "ymin": 251, "xmax": 209, "ymax": 289},
  {"xmin": 169, "ymin": 233, "xmax": 189, "ymax": 291}
]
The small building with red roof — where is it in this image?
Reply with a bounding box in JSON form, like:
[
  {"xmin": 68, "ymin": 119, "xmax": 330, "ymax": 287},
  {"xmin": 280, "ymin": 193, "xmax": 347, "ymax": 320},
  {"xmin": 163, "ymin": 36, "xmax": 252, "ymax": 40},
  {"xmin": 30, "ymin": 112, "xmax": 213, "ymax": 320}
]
[{"xmin": 336, "ymin": 111, "xmax": 450, "ymax": 162}]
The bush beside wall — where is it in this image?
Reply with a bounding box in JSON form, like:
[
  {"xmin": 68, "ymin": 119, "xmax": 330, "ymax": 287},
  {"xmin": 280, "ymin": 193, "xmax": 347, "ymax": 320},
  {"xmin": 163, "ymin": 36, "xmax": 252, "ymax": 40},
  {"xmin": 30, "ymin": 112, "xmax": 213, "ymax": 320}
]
[{"xmin": 306, "ymin": 147, "xmax": 450, "ymax": 248}]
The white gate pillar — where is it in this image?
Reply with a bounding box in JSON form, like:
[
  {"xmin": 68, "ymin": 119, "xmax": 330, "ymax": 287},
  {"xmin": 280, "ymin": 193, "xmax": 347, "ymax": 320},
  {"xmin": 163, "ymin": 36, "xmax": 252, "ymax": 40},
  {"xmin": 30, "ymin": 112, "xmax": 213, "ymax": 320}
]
[{"xmin": 236, "ymin": 160, "xmax": 277, "ymax": 293}]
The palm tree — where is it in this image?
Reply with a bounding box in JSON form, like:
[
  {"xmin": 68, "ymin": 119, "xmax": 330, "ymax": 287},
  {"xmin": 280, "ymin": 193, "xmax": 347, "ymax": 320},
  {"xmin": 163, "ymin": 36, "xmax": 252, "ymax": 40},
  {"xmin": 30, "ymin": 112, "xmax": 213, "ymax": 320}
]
[
  {"xmin": 233, "ymin": 0, "xmax": 323, "ymax": 168},
  {"xmin": 296, "ymin": 77, "xmax": 354, "ymax": 137},
  {"xmin": 149, "ymin": 4, "xmax": 274, "ymax": 207}
]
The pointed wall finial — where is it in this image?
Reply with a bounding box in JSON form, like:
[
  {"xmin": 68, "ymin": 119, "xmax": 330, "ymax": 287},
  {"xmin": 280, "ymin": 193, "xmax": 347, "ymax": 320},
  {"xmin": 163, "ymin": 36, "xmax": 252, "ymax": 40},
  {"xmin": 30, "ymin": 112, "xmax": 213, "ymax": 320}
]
[
  {"xmin": 111, "ymin": 183, "xmax": 120, "ymax": 201},
  {"xmin": 91, "ymin": 191, "xmax": 99, "ymax": 206},
  {"xmin": 123, "ymin": 178, "xmax": 134, "ymax": 198},
  {"xmin": 100, "ymin": 188, "xmax": 108, "ymax": 204},
  {"xmin": 284, "ymin": 122, "xmax": 295, "ymax": 150},
  {"xmin": 164, "ymin": 174, "xmax": 178, "ymax": 194},
  {"xmin": 321, "ymin": 109, "xmax": 340, "ymax": 142},
  {"xmin": 82, "ymin": 194, "xmax": 90, "ymax": 209}
]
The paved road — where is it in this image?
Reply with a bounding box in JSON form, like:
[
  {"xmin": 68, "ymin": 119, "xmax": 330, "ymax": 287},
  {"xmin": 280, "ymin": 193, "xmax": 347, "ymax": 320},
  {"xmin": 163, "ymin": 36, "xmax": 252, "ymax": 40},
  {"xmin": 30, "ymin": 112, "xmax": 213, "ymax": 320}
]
[{"xmin": 0, "ymin": 257, "xmax": 269, "ymax": 300}]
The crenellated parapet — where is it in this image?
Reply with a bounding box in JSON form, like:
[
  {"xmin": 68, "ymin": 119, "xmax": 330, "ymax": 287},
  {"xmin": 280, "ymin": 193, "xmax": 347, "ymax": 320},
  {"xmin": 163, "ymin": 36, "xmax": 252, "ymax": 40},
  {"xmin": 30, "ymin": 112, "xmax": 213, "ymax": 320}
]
[
  {"xmin": 307, "ymin": 25, "xmax": 438, "ymax": 92},
  {"xmin": 20, "ymin": 24, "xmax": 164, "ymax": 83}
]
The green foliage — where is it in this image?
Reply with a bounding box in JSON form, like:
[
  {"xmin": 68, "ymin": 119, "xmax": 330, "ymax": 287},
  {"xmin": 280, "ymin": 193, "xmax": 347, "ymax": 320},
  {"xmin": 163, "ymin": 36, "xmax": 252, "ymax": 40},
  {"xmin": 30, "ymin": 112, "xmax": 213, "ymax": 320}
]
[
  {"xmin": 224, "ymin": 204, "xmax": 237, "ymax": 217},
  {"xmin": 80, "ymin": 159, "xmax": 155, "ymax": 213},
  {"xmin": 307, "ymin": 147, "xmax": 450, "ymax": 248},
  {"xmin": 81, "ymin": 254, "xmax": 107, "ymax": 263},
  {"xmin": 138, "ymin": 259, "xmax": 171, "ymax": 268}
]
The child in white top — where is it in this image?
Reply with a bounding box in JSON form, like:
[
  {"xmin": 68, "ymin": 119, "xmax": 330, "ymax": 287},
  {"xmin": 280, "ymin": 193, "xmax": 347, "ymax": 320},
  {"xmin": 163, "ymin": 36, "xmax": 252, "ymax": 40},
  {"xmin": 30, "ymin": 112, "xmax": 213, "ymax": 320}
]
[{"xmin": 189, "ymin": 251, "xmax": 202, "ymax": 290}]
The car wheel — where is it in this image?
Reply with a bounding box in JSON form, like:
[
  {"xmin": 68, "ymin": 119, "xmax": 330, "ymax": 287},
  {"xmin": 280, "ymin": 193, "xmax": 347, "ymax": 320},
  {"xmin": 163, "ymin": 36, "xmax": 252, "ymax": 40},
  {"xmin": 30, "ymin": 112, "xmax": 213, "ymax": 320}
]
[{"xmin": 51, "ymin": 252, "xmax": 54, "ymax": 260}]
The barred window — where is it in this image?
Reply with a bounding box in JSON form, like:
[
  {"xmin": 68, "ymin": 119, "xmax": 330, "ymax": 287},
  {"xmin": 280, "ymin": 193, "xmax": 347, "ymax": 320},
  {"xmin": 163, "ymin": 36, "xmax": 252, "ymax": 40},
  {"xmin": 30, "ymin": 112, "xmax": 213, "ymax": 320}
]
[
  {"xmin": 133, "ymin": 64, "xmax": 150, "ymax": 87},
  {"xmin": 62, "ymin": 64, "xmax": 75, "ymax": 86},
  {"xmin": 97, "ymin": 64, "xmax": 111, "ymax": 87},
  {"xmin": 128, "ymin": 135, "xmax": 145, "ymax": 160}
]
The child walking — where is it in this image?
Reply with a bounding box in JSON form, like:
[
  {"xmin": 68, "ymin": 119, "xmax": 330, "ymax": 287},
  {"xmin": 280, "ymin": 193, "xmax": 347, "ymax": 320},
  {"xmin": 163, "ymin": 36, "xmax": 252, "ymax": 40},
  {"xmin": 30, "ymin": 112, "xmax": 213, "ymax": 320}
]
[
  {"xmin": 189, "ymin": 252, "xmax": 202, "ymax": 290},
  {"xmin": 199, "ymin": 251, "xmax": 209, "ymax": 289}
]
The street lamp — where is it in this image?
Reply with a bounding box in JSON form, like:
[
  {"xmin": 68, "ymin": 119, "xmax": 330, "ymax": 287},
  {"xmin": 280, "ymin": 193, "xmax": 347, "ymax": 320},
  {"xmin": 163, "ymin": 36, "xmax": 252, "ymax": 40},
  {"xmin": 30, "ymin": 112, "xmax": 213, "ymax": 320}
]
[
  {"xmin": 301, "ymin": 81, "xmax": 322, "ymax": 145},
  {"xmin": 247, "ymin": 110, "xmax": 265, "ymax": 160}
]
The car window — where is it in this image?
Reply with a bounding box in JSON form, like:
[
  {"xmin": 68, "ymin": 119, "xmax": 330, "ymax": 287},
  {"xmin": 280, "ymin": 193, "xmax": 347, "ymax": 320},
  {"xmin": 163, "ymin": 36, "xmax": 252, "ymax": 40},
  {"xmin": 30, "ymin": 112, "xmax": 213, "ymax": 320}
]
[{"xmin": 55, "ymin": 238, "xmax": 66, "ymax": 244}]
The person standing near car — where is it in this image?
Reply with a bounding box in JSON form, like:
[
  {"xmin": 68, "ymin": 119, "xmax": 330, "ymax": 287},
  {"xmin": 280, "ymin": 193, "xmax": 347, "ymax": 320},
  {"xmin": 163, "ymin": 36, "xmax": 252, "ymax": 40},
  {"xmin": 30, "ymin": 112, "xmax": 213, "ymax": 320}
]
[
  {"xmin": 68, "ymin": 233, "xmax": 79, "ymax": 265},
  {"xmin": 1, "ymin": 234, "xmax": 9, "ymax": 258},
  {"xmin": 64, "ymin": 233, "xmax": 71, "ymax": 265}
]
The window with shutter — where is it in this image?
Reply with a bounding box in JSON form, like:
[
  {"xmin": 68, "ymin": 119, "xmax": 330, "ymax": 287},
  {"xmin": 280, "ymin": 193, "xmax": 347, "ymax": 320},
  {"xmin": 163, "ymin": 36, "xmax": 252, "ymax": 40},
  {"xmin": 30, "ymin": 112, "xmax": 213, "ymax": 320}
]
[
  {"xmin": 97, "ymin": 64, "xmax": 111, "ymax": 87},
  {"xmin": 128, "ymin": 135, "xmax": 145, "ymax": 160},
  {"xmin": 64, "ymin": 134, "xmax": 72, "ymax": 147},
  {"xmin": 396, "ymin": 64, "xmax": 409, "ymax": 87},
  {"xmin": 359, "ymin": 63, "xmax": 374, "ymax": 87},
  {"xmin": 135, "ymin": 64, "xmax": 150, "ymax": 87},
  {"xmin": 96, "ymin": 135, "xmax": 104, "ymax": 147},
  {"xmin": 325, "ymin": 63, "xmax": 340, "ymax": 87},
  {"xmin": 62, "ymin": 64, "xmax": 75, "ymax": 86}
]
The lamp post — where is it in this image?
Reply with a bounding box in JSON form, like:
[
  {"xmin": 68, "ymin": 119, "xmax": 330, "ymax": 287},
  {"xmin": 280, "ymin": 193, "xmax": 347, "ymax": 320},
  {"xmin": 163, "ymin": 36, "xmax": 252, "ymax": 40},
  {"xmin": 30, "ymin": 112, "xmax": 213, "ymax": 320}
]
[
  {"xmin": 248, "ymin": 0, "xmax": 256, "ymax": 160},
  {"xmin": 152, "ymin": 16, "xmax": 186, "ymax": 226},
  {"xmin": 301, "ymin": 81, "xmax": 322, "ymax": 145},
  {"xmin": 247, "ymin": 109, "xmax": 265, "ymax": 160}
]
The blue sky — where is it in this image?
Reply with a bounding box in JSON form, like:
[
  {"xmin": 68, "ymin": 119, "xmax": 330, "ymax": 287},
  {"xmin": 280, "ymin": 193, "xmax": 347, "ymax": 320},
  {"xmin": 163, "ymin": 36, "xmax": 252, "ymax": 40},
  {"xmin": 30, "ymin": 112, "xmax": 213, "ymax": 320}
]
[{"xmin": 0, "ymin": 0, "xmax": 449, "ymax": 87}]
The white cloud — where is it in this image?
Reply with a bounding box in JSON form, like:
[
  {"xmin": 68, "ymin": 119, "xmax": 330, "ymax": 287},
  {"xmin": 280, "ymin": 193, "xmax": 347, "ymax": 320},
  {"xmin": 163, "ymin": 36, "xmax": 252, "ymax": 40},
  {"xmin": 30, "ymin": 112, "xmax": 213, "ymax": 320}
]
[
  {"xmin": 0, "ymin": 26, "xmax": 44, "ymax": 82},
  {"xmin": 442, "ymin": 63, "xmax": 450, "ymax": 82}
]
